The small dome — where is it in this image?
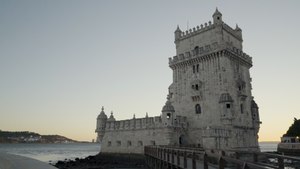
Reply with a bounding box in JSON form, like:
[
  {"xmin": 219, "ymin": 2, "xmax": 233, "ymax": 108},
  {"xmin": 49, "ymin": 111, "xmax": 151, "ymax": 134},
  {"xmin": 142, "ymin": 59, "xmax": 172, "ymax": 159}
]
[
  {"xmin": 107, "ymin": 111, "xmax": 116, "ymax": 122},
  {"xmin": 97, "ymin": 106, "xmax": 107, "ymax": 119},
  {"xmin": 251, "ymin": 100, "xmax": 258, "ymax": 109},
  {"xmin": 162, "ymin": 95, "xmax": 175, "ymax": 112},
  {"xmin": 219, "ymin": 93, "xmax": 233, "ymax": 103}
]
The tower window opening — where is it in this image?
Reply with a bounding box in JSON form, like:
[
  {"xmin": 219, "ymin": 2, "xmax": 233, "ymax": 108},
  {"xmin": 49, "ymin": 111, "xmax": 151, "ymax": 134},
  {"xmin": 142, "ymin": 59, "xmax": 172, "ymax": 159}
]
[
  {"xmin": 238, "ymin": 86, "xmax": 242, "ymax": 91},
  {"xmin": 240, "ymin": 104, "xmax": 244, "ymax": 114},
  {"xmin": 167, "ymin": 113, "xmax": 171, "ymax": 119},
  {"xmin": 196, "ymin": 64, "xmax": 199, "ymax": 72},
  {"xmin": 127, "ymin": 141, "xmax": 132, "ymax": 147},
  {"xmin": 195, "ymin": 104, "xmax": 201, "ymax": 114},
  {"xmin": 217, "ymin": 17, "xmax": 220, "ymax": 20},
  {"xmin": 194, "ymin": 46, "xmax": 199, "ymax": 55},
  {"xmin": 226, "ymin": 104, "xmax": 231, "ymax": 109},
  {"xmin": 195, "ymin": 84, "xmax": 199, "ymax": 90},
  {"xmin": 193, "ymin": 65, "xmax": 195, "ymax": 73},
  {"xmin": 138, "ymin": 141, "xmax": 143, "ymax": 146},
  {"xmin": 108, "ymin": 141, "xmax": 112, "ymax": 147},
  {"xmin": 117, "ymin": 141, "xmax": 121, "ymax": 146}
]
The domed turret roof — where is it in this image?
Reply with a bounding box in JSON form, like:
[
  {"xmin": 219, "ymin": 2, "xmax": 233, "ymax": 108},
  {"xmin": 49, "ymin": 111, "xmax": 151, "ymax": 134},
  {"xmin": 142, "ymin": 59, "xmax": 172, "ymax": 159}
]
[
  {"xmin": 219, "ymin": 93, "xmax": 233, "ymax": 103},
  {"xmin": 107, "ymin": 111, "xmax": 116, "ymax": 122},
  {"xmin": 175, "ymin": 25, "xmax": 182, "ymax": 33},
  {"xmin": 162, "ymin": 95, "xmax": 175, "ymax": 112},
  {"xmin": 213, "ymin": 8, "xmax": 222, "ymax": 17},
  {"xmin": 97, "ymin": 106, "xmax": 107, "ymax": 119}
]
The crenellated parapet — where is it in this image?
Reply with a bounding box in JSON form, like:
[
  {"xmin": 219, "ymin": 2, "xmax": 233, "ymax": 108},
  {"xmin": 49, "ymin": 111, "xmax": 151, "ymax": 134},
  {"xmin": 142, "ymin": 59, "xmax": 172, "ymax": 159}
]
[
  {"xmin": 175, "ymin": 22, "xmax": 242, "ymax": 43},
  {"xmin": 105, "ymin": 115, "xmax": 188, "ymax": 131},
  {"xmin": 169, "ymin": 45, "xmax": 252, "ymax": 68},
  {"xmin": 176, "ymin": 21, "xmax": 215, "ymax": 41},
  {"xmin": 223, "ymin": 23, "xmax": 243, "ymax": 41}
]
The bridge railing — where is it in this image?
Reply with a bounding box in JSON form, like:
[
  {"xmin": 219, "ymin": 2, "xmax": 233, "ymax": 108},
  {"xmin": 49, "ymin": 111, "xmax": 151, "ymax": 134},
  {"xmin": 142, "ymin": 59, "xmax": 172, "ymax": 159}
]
[{"xmin": 144, "ymin": 145, "xmax": 300, "ymax": 169}]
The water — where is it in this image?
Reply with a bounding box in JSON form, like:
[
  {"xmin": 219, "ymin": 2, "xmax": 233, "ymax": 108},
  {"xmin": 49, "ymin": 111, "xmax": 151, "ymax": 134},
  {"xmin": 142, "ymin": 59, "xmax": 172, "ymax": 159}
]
[
  {"xmin": 0, "ymin": 142, "xmax": 277, "ymax": 163},
  {"xmin": 259, "ymin": 141, "xmax": 279, "ymax": 152},
  {"xmin": 0, "ymin": 143, "xmax": 100, "ymax": 163}
]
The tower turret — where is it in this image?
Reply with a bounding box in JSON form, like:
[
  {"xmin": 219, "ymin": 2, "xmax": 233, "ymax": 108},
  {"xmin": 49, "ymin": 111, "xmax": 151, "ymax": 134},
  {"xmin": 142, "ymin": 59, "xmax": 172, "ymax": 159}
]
[
  {"xmin": 162, "ymin": 95, "xmax": 175, "ymax": 126},
  {"xmin": 95, "ymin": 106, "xmax": 107, "ymax": 143},
  {"xmin": 235, "ymin": 24, "xmax": 243, "ymax": 39},
  {"xmin": 174, "ymin": 25, "xmax": 182, "ymax": 43},
  {"xmin": 213, "ymin": 8, "xmax": 222, "ymax": 25},
  {"xmin": 107, "ymin": 111, "xmax": 116, "ymax": 122},
  {"xmin": 251, "ymin": 100, "xmax": 260, "ymax": 128}
]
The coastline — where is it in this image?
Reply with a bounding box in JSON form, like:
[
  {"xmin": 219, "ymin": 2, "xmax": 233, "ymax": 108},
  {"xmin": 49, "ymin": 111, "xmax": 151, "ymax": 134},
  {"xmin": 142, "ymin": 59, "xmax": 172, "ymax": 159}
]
[{"xmin": 54, "ymin": 153, "xmax": 146, "ymax": 169}]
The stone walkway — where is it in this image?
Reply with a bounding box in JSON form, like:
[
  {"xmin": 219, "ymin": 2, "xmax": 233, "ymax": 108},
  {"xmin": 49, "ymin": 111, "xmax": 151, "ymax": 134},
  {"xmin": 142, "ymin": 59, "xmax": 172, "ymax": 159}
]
[{"xmin": 0, "ymin": 152, "xmax": 57, "ymax": 169}]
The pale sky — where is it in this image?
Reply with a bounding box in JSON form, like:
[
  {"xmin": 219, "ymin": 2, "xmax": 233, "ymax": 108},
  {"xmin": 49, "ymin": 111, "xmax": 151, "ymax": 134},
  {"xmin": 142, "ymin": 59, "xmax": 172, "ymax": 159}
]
[{"xmin": 0, "ymin": 1, "xmax": 299, "ymax": 142}]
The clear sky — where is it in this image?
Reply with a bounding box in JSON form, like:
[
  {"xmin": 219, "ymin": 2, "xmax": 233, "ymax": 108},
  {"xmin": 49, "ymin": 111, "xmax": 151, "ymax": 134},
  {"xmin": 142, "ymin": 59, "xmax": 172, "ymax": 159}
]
[{"xmin": 0, "ymin": 0, "xmax": 299, "ymax": 142}]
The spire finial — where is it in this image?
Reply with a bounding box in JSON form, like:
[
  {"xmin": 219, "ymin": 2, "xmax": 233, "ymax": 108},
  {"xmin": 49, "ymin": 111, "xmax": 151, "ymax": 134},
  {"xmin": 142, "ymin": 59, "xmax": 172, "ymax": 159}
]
[
  {"xmin": 101, "ymin": 106, "xmax": 104, "ymax": 111},
  {"xmin": 175, "ymin": 25, "xmax": 181, "ymax": 32},
  {"xmin": 146, "ymin": 112, "xmax": 148, "ymax": 118},
  {"xmin": 133, "ymin": 114, "xmax": 136, "ymax": 119},
  {"xmin": 111, "ymin": 111, "xmax": 113, "ymax": 116},
  {"xmin": 213, "ymin": 7, "xmax": 222, "ymax": 17}
]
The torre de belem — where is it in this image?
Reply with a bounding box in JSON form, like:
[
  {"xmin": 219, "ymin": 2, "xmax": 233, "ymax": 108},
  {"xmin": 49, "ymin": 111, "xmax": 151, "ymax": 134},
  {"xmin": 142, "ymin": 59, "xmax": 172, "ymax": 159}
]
[{"xmin": 96, "ymin": 9, "xmax": 261, "ymax": 154}]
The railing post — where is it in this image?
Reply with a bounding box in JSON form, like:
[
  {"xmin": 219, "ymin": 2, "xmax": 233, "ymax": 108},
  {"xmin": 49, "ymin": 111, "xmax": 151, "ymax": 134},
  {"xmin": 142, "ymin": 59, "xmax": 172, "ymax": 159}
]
[
  {"xmin": 203, "ymin": 153, "xmax": 208, "ymax": 169},
  {"xmin": 184, "ymin": 151, "xmax": 187, "ymax": 169},
  {"xmin": 278, "ymin": 157, "xmax": 284, "ymax": 169},
  {"xmin": 171, "ymin": 149, "xmax": 174, "ymax": 168},
  {"xmin": 219, "ymin": 157, "xmax": 225, "ymax": 169},
  {"xmin": 242, "ymin": 162, "xmax": 248, "ymax": 169},
  {"xmin": 177, "ymin": 150, "xmax": 180, "ymax": 167},
  {"xmin": 253, "ymin": 153, "xmax": 258, "ymax": 162},
  {"xmin": 167, "ymin": 149, "xmax": 171, "ymax": 168},
  {"xmin": 192, "ymin": 151, "xmax": 196, "ymax": 169},
  {"xmin": 167, "ymin": 149, "xmax": 170, "ymax": 163},
  {"xmin": 160, "ymin": 148, "xmax": 163, "ymax": 169}
]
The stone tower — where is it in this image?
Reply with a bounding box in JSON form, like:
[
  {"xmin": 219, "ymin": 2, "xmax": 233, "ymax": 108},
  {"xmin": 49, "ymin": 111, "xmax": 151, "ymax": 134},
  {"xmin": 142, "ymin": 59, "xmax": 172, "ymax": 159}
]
[
  {"xmin": 168, "ymin": 9, "xmax": 261, "ymax": 150},
  {"xmin": 95, "ymin": 106, "xmax": 107, "ymax": 143}
]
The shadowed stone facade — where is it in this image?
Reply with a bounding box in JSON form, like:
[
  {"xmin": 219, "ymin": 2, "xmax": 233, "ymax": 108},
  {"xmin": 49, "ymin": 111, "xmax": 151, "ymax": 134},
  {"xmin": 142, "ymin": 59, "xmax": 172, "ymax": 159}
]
[{"xmin": 96, "ymin": 9, "xmax": 261, "ymax": 154}]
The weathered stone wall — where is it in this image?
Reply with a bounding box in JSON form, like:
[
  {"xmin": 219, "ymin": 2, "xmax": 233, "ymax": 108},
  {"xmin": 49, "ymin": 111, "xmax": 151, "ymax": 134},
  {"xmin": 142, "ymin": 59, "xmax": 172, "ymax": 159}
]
[{"xmin": 101, "ymin": 127, "xmax": 184, "ymax": 154}]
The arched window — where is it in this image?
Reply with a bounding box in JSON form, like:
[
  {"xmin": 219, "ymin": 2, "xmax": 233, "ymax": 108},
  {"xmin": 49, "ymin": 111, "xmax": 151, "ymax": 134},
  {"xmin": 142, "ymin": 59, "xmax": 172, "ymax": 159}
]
[
  {"xmin": 195, "ymin": 104, "xmax": 201, "ymax": 114},
  {"xmin": 240, "ymin": 104, "xmax": 244, "ymax": 114},
  {"xmin": 194, "ymin": 46, "xmax": 199, "ymax": 55},
  {"xmin": 195, "ymin": 84, "xmax": 199, "ymax": 90}
]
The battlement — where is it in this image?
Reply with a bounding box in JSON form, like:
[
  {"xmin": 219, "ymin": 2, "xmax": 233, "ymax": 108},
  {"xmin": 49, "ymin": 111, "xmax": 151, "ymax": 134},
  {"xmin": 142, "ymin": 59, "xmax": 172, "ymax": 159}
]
[
  {"xmin": 105, "ymin": 115, "xmax": 188, "ymax": 131},
  {"xmin": 178, "ymin": 21, "xmax": 215, "ymax": 40},
  {"xmin": 169, "ymin": 45, "xmax": 252, "ymax": 67},
  {"xmin": 176, "ymin": 21, "xmax": 242, "ymax": 42}
]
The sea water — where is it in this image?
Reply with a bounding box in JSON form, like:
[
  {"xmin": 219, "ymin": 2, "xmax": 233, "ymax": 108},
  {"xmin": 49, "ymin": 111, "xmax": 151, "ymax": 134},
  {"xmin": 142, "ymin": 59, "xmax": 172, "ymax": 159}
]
[
  {"xmin": 0, "ymin": 143, "xmax": 100, "ymax": 163},
  {"xmin": 0, "ymin": 142, "xmax": 277, "ymax": 163}
]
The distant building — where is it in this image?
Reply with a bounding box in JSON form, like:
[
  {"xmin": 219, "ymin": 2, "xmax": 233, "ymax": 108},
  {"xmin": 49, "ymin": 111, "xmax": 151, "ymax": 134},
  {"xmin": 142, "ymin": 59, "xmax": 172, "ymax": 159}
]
[{"xmin": 96, "ymin": 9, "xmax": 261, "ymax": 154}]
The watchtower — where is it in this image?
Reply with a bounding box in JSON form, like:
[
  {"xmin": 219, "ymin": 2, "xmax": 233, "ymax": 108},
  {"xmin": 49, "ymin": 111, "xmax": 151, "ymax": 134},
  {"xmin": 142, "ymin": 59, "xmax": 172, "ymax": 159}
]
[{"xmin": 168, "ymin": 9, "xmax": 261, "ymax": 150}]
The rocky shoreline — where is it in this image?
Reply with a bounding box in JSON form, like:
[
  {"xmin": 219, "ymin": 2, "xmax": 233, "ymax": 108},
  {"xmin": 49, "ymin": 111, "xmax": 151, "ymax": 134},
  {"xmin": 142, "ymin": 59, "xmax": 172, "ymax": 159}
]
[{"xmin": 54, "ymin": 153, "xmax": 147, "ymax": 169}]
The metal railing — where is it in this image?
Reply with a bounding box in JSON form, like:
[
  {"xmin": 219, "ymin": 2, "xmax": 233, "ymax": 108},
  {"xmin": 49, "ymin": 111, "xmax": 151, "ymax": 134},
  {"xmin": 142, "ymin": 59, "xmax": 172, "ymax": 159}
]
[{"xmin": 144, "ymin": 145, "xmax": 300, "ymax": 169}]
